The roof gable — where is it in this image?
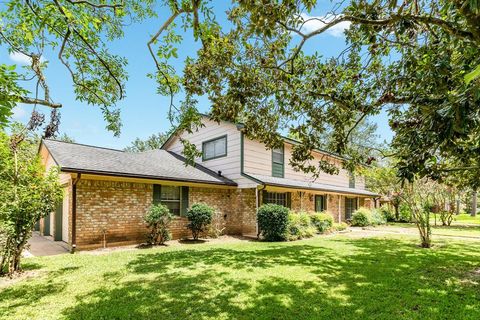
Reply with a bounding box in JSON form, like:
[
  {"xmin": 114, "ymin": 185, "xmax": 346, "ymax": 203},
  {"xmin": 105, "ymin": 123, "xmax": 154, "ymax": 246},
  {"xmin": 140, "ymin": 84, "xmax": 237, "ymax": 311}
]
[{"xmin": 41, "ymin": 139, "xmax": 236, "ymax": 186}]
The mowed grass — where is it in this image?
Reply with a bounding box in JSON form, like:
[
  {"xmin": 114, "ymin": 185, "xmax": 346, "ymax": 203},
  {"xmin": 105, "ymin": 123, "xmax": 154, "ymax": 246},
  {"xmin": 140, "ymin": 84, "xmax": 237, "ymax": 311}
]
[
  {"xmin": 380, "ymin": 222, "xmax": 480, "ymax": 238},
  {"xmin": 1, "ymin": 233, "xmax": 480, "ymax": 320},
  {"xmin": 451, "ymin": 214, "xmax": 480, "ymax": 225}
]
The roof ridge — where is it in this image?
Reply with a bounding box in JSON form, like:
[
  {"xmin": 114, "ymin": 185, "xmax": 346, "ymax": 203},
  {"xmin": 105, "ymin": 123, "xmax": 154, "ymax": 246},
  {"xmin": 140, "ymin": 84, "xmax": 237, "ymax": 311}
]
[{"xmin": 43, "ymin": 139, "xmax": 124, "ymax": 153}]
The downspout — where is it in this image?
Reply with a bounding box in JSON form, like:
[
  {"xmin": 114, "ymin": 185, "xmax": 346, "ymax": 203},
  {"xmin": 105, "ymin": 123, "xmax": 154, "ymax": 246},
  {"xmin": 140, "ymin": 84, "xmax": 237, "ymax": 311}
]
[{"xmin": 71, "ymin": 173, "xmax": 81, "ymax": 253}]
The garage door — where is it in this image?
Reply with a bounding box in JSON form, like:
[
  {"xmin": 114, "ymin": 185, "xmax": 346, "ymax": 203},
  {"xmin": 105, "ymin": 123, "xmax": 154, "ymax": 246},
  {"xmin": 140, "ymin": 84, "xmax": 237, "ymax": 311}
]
[{"xmin": 62, "ymin": 189, "xmax": 69, "ymax": 242}]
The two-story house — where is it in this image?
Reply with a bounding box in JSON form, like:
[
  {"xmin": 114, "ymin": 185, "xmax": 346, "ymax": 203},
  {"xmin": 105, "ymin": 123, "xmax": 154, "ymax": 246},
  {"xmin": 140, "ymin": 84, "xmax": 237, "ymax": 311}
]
[{"xmin": 39, "ymin": 114, "xmax": 378, "ymax": 250}]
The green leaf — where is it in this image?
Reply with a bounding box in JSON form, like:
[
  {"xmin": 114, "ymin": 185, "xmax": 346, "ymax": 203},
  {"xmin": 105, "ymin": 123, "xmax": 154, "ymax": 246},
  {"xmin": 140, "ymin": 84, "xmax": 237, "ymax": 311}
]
[{"xmin": 465, "ymin": 64, "xmax": 480, "ymax": 84}]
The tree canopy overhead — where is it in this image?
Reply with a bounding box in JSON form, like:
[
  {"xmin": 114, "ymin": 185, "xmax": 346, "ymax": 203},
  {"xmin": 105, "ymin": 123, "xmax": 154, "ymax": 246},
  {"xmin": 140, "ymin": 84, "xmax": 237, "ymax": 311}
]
[
  {"xmin": 0, "ymin": 0, "xmax": 155, "ymax": 135},
  {"xmin": 1, "ymin": 1, "xmax": 479, "ymax": 188},
  {"xmin": 161, "ymin": 0, "xmax": 480, "ymax": 187}
]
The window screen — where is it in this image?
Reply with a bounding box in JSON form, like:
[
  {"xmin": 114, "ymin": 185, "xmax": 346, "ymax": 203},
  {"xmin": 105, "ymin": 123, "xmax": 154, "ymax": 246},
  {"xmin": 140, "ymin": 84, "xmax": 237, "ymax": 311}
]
[
  {"xmin": 203, "ymin": 136, "xmax": 227, "ymax": 160},
  {"xmin": 272, "ymin": 146, "xmax": 284, "ymax": 178}
]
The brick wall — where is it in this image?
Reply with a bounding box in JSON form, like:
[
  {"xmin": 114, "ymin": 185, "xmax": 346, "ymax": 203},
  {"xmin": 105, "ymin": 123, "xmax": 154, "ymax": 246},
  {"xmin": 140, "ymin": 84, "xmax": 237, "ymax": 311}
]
[
  {"xmin": 76, "ymin": 180, "xmax": 152, "ymax": 249},
  {"xmin": 237, "ymin": 188, "xmax": 257, "ymax": 235},
  {"xmin": 72, "ymin": 178, "xmax": 376, "ymax": 249},
  {"xmin": 74, "ymin": 179, "xmax": 258, "ymax": 250},
  {"xmin": 290, "ymin": 191, "xmax": 315, "ymax": 212}
]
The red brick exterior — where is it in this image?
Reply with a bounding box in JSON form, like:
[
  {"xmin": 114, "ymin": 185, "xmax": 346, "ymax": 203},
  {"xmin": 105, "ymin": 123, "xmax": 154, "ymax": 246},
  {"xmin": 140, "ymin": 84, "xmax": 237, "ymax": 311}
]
[
  {"xmin": 49, "ymin": 178, "xmax": 376, "ymax": 250},
  {"xmin": 72, "ymin": 179, "xmax": 257, "ymax": 250}
]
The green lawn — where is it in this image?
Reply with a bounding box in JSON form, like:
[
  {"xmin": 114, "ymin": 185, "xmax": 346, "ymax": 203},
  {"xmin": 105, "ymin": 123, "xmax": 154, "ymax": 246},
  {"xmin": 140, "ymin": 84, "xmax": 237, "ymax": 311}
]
[
  {"xmin": 380, "ymin": 222, "xmax": 480, "ymax": 238},
  {"xmin": 1, "ymin": 233, "xmax": 480, "ymax": 320},
  {"xmin": 430, "ymin": 213, "xmax": 480, "ymax": 226}
]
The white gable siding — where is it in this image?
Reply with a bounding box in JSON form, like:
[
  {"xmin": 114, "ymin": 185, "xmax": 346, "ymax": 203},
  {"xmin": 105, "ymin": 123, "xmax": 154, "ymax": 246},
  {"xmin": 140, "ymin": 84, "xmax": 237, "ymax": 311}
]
[
  {"xmin": 243, "ymin": 137, "xmax": 365, "ymax": 190},
  {"xmin": 164, "ymin": 118, "xmax": 255, "ymax": 187},
  {"xmin": 40, "ymin": 144, "xmax": 71, "ymax": 185}
]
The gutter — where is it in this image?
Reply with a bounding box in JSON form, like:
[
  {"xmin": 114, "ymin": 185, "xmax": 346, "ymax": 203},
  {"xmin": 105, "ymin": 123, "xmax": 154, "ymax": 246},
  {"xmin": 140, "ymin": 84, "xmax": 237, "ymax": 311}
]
[{"xmin": 60, "ymin": 168, "xmax": 237, "ymax": 187}]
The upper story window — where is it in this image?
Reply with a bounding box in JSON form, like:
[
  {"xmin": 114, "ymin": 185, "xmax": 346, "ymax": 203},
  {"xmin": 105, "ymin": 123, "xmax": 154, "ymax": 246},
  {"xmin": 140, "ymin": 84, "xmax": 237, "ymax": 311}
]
[
  {"xmin": 202, "ymin": 135, "xmax": 227, "ymax": 161},
  {"xmin": 272, "ymin": 145, "xmax": 284, "ymax": 178},
  {"xmin": 349, "ymin": 171, "xmax": 355, "ymax": 188}
]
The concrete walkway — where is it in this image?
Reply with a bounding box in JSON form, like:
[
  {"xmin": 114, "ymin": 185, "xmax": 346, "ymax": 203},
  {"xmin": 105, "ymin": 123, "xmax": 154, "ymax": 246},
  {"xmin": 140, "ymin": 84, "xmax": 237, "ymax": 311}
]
[{"xmin": 25, "ymin": 232, "xmax": 70, "ymax": 257}]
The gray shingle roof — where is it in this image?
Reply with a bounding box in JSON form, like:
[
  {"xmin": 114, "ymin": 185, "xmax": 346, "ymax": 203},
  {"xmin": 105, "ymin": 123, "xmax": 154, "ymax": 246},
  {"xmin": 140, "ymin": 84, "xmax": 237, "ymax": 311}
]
[
  {"xmin": 247, "ymin": 174, "xmax": 379, "ymax": 197},
  {"xmin": 42, "ymin": 139, "xmax": 236, "ymax": 186}
]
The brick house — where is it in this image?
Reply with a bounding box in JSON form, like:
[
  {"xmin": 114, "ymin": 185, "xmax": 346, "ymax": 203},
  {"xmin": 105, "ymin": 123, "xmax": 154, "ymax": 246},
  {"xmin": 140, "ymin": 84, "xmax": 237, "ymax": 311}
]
[{"xmin": 39, "ymin": 115, "xmax": 378, "ymax": 250}]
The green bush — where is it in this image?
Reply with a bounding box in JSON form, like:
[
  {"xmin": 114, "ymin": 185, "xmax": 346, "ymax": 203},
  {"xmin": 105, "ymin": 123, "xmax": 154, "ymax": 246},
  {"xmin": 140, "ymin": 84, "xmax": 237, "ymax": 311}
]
[
  {"xmin": 186, "ymin": 203, "xmax": 214, "ymax": 240},
  {"xmin": 257, "ymin": 204, "xmax": 289, "ymax": 241},
  {"xmin": 378, "ymin": 205, "xmax": 395, "ymax": 222},
  {"xmin": 287, "ymin": 212, "xmax": 316, "ymax": 240},
  {"xmin": 351, "ymin": 207, "xmax": 372, "ymax": 227},
  {"xmin": 371, "ymin": 209, "xmax": 387, "ymax": 225},
  {"xmin": 145, "ymin": 204, "xmax": 173, "ymax": 245},
  {"xmin": 333, "ymin": 222, "xmax": 348, "ymax": 231},
  {"xmin": 398, "ymin": 204, "xmax": 412, "ymax": 222},
  {"xmin": 311, "ymin": 212, "xmax": 334, "ymax": 233}
]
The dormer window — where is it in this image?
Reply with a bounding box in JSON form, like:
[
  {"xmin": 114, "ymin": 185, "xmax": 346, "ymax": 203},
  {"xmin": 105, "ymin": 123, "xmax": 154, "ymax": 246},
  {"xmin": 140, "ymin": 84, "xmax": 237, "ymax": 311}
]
[
  {"xmin": 202, "ymin": 135, "xmax": 227, "ymax": 161},
  {"xmin": 272, "ymin": 146, "xmax": 284, "ymax": 178}
]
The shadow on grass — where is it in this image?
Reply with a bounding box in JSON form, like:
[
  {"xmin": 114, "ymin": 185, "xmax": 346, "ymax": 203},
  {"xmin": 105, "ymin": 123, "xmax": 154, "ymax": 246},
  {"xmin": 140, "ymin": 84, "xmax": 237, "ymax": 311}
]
[
  {"xmin": 0, "ymin": 266, "xmax": 79, "ymax": 313},
  {"xmin": 59, "ymin": 238, "xmax": 480, "ymax": 320}
]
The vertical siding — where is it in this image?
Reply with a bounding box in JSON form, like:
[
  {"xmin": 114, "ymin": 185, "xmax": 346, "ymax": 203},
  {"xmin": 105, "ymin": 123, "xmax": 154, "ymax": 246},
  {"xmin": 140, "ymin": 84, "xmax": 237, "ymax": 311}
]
[
  {"xmin": 164, "ymin": 118, "xmax": 255, "ymax": 187},
  {"xmin": 243, "ymin": 138, "xmax": 366, "ymax": 189}
]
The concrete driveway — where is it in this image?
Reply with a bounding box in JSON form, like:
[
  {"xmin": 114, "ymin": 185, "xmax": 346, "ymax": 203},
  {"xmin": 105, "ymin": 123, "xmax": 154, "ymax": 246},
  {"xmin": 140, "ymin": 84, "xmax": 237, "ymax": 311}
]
[{"xmin": 25, "ymin": 232, "xmax": 70, "ymax": 257}]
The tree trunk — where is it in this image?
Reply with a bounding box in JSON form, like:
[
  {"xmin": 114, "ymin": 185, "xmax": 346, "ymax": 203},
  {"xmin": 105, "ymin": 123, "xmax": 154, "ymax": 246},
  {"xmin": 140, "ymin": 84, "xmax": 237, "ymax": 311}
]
[
  {"xmin": 394, "ymin": 203, "xmax": 399, "ymax": 221},
  {"xmin": 472, "ymin": 191, "xmax": 477, "ymax": 217}
]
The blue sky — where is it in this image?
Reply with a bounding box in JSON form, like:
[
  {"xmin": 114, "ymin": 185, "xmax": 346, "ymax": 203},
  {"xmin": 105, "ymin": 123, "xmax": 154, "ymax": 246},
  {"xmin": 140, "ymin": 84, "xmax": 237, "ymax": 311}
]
[{"xmin": 5, "ymin": 1, "xmax": 393, "ymax": 149}]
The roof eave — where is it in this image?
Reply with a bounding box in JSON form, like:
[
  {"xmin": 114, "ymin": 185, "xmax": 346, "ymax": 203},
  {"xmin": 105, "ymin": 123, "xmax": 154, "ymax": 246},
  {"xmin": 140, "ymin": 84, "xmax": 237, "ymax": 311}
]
[
  {"xmin": 60, "ymin": 168, "xmax": 238, "ymax": 186},
  {"xmin": 260, "ymin": 180, "xmax": 379, "ymax": 197}
]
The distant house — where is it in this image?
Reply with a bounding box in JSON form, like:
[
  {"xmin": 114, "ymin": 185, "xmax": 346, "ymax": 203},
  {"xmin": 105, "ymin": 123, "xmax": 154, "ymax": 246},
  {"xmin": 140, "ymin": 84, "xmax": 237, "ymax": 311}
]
[{"xmin": 38, "ymin": 114, "xmax": 378, "ymax": 250}]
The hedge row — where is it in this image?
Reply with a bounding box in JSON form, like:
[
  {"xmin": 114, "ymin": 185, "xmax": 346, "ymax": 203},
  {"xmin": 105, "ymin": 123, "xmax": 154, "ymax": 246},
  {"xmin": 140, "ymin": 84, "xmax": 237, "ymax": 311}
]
[{"xmin": 257, "ymin": 204, "xmax": 347, "ymax": 241}]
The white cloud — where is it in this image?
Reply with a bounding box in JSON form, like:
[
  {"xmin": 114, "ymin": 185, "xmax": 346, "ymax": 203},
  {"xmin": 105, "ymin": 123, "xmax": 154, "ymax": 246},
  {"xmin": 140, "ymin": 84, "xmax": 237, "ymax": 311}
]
[
  {"xmin": 11, "ymin": 105, "xmax": 27, "ymax": 120},
  {"xmin": 9, "ymin": 52, "xmax": 46, "ymax": 65},
  {"xmin": 9, "ymin": 52, "xmax": 32, "ymax": 65},
  {"xmin": 299, "ymin": 13, "xmax": 351, "ymax": 37}
]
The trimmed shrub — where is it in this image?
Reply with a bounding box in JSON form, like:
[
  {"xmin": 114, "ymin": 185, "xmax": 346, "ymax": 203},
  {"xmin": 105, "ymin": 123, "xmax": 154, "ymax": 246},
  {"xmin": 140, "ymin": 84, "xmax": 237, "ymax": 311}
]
[
  {"xmin": 378, "ymin": 205, "xmax": 395, "ymax": 222},
  {"xmin": 371, "ymin": 209, "xmax": 387, "ymax": 225},
  {"xmin": 287, "ymin": 212, "xmax": 316, "ymax": 240},
  {"xmin": 145, "ymin": 204, "xmax": 173, "ymax": 245},
  {"xmin": 257, "ymin": 204, "xmax": 289, "ymax": 241},
  {"xmin": 399, "ymin": 204, "xmax": 413, "ymax": 222},
  {"xmin": 186, "ymin": 203, "xmax": 214, "ymax": 240},
  {"xmin": 311, "ymin": 212, "xmax": 334, "ymax": 233},
  {"xmin": 351, "ymin": 207, "xmax": 372, "ymax": 227},
  {"xmin": 333, "ymin": 222, "xmax": 348, "ymax": 231}
]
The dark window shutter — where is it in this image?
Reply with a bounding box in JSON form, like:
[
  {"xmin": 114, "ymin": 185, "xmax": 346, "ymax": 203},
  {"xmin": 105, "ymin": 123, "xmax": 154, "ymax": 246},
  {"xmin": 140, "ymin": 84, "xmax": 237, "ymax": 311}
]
[
  {"xmin": 153, "ymin": 184, "xmax": 161, "ymax": 204},
  {"xmin": 181, "ymin": 186, "xmax": 189, "ymax": 216},
  {"xmin": 262, "ymin": 190, "xmax": 267, "ymax": 204},
  {"xmin": 286, "ymin": 192, "xmax": 291, "ymax": 209},
  {"xmin": 324, "ymin": 195, "xmax": 328, "ymax": 211}
]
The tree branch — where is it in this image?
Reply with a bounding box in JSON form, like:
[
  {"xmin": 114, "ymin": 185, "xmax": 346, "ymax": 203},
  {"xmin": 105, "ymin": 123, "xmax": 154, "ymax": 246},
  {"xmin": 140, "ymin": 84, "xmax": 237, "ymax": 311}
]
[
  {"xmin": 66, "ymin": 0, "xmax": 123, "ymax": 10},
  {"xmin": 52, "ymin": 0, "xmax": 125, "ymax": 99},
  {"xmin": 17, "ymin": 96, "xmax": 62, "ymax": 108}
]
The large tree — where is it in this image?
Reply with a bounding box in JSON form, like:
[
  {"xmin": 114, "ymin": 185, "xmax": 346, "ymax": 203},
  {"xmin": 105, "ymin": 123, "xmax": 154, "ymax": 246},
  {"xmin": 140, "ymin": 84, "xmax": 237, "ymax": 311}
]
[
  {"xmin": 0, "ymin": 0, "xmax": 154, "ymax": 135},
  {"xmin": 2, "ymin": 0, "xmax": 479, "ymax": 188},
  {"xmin": 148, "ymin": 0, "xmax": 480, "ymax": 188}
]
